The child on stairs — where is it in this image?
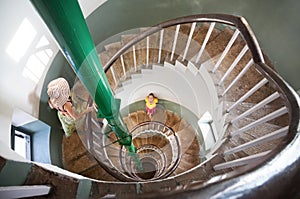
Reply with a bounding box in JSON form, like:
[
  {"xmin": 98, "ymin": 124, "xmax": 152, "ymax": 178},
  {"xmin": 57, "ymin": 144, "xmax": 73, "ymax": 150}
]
[{"xmin": 145, "ymin": 93, "xmax": 158, "ymax": 118}]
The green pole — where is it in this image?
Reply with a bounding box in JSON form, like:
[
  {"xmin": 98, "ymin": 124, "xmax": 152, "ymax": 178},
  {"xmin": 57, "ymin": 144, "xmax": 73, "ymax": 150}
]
[{"xmin": 30, "ymin": 0, "xmax": 136, "ymax": 152}]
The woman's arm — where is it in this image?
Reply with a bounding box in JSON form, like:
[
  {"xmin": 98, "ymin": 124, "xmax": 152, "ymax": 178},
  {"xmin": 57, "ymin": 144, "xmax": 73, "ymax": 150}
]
[{"xmin": 64, "ymin": 102, "xmax": 93, "ymax": 120}]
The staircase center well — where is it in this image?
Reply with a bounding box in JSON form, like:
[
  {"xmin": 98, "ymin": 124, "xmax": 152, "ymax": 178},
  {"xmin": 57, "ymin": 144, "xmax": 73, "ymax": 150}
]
[{"xmin": 136, "ymin": 158, "xmax": 157, "ymax": 179}]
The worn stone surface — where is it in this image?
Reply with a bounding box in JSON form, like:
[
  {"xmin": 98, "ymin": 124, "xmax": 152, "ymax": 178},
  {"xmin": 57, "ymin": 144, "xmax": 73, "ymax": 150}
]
[
  {"xmin": 81, "ymin": 164, "xmax": 118, "ymax": 181},
  {"xmin": 90, "ymin": 182, "xmax": 137, "ymax": 199},
  {"xmin": 99, "ymin": 52, "xmax": 115, "ymax": 89},
  {"xmin": 0, "ymin": 156, "xmax": 6, "ymax": 172},
  {"xmin": 62, "ymin": 132, "xmax": 118, "ymax": 181},
  {"xmin": 25, "ymin": 165, "xmax": 79, "ymax": 199}
]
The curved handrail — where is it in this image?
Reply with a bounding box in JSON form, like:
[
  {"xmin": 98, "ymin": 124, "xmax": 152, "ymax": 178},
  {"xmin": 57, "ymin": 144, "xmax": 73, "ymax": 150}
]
[
  {"xmin": 98, "ymin": 13, "xmax": 300, "ymax": 194},
  {"xmin": 103, "ymin": 14, "xmax": 265, "ymax": 72},
  {"xmin": 132, "ymin": 121, "xmax": 182, "ymax": 178},
  {"xmin": 120, "ymin": 120, "xmax": 181, "ymax": 181},
  {"xmin": 255, "ymin": 62, "xmax": 300, "ymax": 137},
  {"xmin": 102, "ymin": 13, "xmax": 299, "ymax": 153},
  {"xmin": 84, "ymin": 98, "xmax": 132, "ymax": 181}
]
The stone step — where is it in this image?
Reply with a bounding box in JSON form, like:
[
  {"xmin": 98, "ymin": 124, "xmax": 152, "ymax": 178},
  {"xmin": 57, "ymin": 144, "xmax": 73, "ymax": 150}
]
[
  {"xmin": 183, "ymin": 22, "xmax": 220, "ymax": 63},
  {"xmin": 104, "ymin": 41, "xmax": 122, "ymax": 56},
  {"xmin": 121, "ymin": 109, "xmax": 201, "ymax": 176},
  {"xmin": 62, "ymin": 132, "xmax": 118, "ymax": 181},
  {"xmin": 198, "ymin": 27, "xmax": 236, "ymax": 65},
  {"xmin": 174, "ymin": 154, "xmax": 231, "ymax": 184},
  {"xmin": 99, "ymin": 52, "xmax": 116, "ymax": 89},
  {"xmin": 225, "ymin": 100, "xmax": 289, "ymax": 127}
]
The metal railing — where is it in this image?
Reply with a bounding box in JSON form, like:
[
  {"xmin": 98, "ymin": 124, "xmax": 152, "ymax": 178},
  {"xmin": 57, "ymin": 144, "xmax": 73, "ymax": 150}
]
[
  {"xmin": 120, "ymin": 121, "xmax": 181, "ymax": 181},
  {"xmin": 78, "ymin": 14, "xmax": 299, "ymax": 196}
]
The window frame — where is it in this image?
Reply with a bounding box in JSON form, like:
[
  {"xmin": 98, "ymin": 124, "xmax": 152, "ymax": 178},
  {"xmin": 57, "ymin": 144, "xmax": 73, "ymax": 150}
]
[{"xmin": 11, "ymin": 125, "xmax": 33, "ymax": 161}]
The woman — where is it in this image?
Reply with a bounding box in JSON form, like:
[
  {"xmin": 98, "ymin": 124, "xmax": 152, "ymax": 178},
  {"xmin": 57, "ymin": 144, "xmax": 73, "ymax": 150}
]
[
  {"xmin": 47, "ymin": 77, "xmax": 93, "ymax": 138},
  {"xmin": 145, "ymin": 93, "xmax": 158, "ymax": 118}
]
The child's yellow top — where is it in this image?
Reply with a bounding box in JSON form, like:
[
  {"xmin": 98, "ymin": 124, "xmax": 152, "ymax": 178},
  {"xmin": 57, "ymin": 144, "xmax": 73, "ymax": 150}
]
[{"xmin": 145, "ymin": 96, "xmax": 158, "ymax": 109}]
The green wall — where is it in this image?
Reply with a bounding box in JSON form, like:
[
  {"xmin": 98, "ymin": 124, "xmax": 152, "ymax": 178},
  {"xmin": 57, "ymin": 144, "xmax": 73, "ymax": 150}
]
[{"xmin": 86, "ymin": 0, "xmax": 300, "ymax": 90}]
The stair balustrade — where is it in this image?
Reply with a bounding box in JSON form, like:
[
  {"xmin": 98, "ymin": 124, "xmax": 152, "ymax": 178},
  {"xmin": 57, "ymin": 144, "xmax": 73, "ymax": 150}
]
[{"xmin": 69, "ymin": 14, "xmax": 299, "ymax": 197}]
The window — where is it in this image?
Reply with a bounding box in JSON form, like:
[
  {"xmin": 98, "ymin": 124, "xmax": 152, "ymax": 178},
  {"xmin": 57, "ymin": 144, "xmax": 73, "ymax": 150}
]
[
  {"xmin": 6, "ymin": 18, "xmax": 54, "ymax": 83},
  {"xmin": 11, "ymin": 125, "xmax": 32, "ymax": 160},
  {"xmin": 6, "ymin": 18, "xmax": 37, "ymax": 62}
]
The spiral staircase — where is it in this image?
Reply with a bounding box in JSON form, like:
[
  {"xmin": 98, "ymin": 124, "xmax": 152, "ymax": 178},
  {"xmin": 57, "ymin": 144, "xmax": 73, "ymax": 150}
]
[{"xmin": 1, "ymin": 14, "xmax": 299, "ymax": 198}]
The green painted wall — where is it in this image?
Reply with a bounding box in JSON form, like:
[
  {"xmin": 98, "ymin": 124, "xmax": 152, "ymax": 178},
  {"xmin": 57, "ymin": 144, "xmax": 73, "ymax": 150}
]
[
  {"xmin": 0, "ymin": 160, "xmax": 32, "ymax": 186},
  {"xmin": 21, "ymin": 120, "xmax": 51, "ymax": 164},
  {"xmin": 86, "ymin": 0, "xmax": 300, "ymax": 90}
]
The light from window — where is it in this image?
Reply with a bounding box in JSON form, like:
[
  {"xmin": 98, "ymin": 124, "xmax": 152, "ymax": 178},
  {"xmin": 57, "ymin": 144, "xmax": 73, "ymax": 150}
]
[
  {"xmin": 22, "ymin": 55, "xmax": 46, "ymax": 83},
  {"xmin": 14, "ymin": 130, "xmax": 31, "ymax": 160},
  {"xmin": 45, "ymin": 49, "xmax": 53, "ymax": 57},
  {"xmin": 36, "ymin": 36, "xmax": 49, "ymax": 48},
  {"xmin": 6, "ymin": 18, "xmax": 37, "ymax": 62},
  {"xmin": 22, "ymin": 35, "xmax": 53, "ymax": 83},
  {"xmin": 36, "ymin": 51, "xmax": 50, "ymax": 65}
]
